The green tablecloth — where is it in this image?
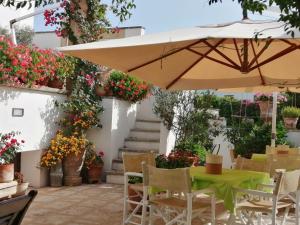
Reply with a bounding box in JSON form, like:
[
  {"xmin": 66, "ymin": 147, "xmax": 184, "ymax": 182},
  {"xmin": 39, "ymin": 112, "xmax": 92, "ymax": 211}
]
[
  {"xmin": 190, "ymin": 167, "xmax": 270, "ymax": 212},
  {"xmin": 251, "ymin": 154, "xmax": 268, "ymax": 162}
]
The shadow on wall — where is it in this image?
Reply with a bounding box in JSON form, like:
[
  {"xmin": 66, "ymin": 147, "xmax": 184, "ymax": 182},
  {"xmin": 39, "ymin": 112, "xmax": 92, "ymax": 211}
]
[
  {"xmin": 39, "ymin": 98, "xmax": 64, "ymax": 150},
  {"xmin": 0, "ymin": 87, "xmax": 21, "ymax": 106}
]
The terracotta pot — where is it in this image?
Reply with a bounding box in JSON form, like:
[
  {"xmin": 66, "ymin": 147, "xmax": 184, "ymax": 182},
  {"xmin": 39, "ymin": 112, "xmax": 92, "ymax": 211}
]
[
  {"xmin": 12, "ymin": 182, "xmax": 29, "ymax": 197},
  {"xmin": 88, "ymin": 164, "xmax": 103, "ymax": 184},
  {"xmin": 205, "ymin": 154, "xmax": 223, "ymax": 175},
  {"xmin": 48, "ymin": 77, "xmax": 64, "ymax": 89},
  {"xmin": 63, "ymin": 150, "xmax": 85, "ymax": 186},
  {"xmin": 36, "ymin": 77, "xmax": 50, "ymax": 86},
  {"xmin": 50, "ymin": 161, "xmax": 63, "ymax": 187},
  {"xmin": 283, "ymin": 117, "xmax": 298, "ymax": 129},
  {"xmin": 128, "ymin": 185, "xmax": 142, "ymax": 213},
  {"xmin": 65, "ymin": 78, "xmax": 73, "ymax": 95},
  {"xmin": 95, "ymin": 86, "xmax": 106, "ymax": 96},
  {"xmin": 0, "ymin": 164, "xmax": 14, "ymax": 183},
  {"xmin": 257, "ymin": 101, "xmax": 272, "ymax": 121}
]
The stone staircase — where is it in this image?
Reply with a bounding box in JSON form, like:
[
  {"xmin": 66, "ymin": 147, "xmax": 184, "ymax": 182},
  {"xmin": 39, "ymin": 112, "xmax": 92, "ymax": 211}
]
[{"xmin": 106, "ymin": 119, "xmax": 161, "ymax": 184}]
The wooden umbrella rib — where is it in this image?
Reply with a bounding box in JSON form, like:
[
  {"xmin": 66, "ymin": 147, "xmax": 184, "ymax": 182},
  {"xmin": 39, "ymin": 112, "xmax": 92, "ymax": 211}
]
[
  {"xmin": 202, "ymin": 40, "xmax": 240, "ymax": 68},
  {"xmin": 233, "ymin": 38, "xmax": 243, "ymax": 66},
  {"xmin": 127, "ymin": 39, "xmax": 205, "ymax": 73},
  {"xmin": 187, "ymin": 48, "xmax": 240, "ymax": 70},
  {"xmin": 249, "ymin": 45, "xmax": 299, "ymax": 72},
  {"xmin": 280, "ymin": 39, "xmax": 297, "ymax": 47},
  {"xmin": 250, "ymin": 40, "xmax": 265, "ymax": 85},
  {"xmin": 166, "ymin": 39, "xmax": 226, "ymax": 90},
  {"xmin": 248, "ymin": 39, "xmax": 274, "ymax": 69}
]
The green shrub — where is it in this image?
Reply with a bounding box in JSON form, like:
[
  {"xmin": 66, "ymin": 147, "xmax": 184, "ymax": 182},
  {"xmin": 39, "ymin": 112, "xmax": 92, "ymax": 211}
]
[{"xmin": 281, "ymin": 106, "xmax": 300, "ymax": 118}]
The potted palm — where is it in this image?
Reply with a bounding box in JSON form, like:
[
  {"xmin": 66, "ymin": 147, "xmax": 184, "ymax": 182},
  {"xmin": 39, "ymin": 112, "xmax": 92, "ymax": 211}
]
[
  {"xmin": 85, "ymin": 146, "xmax": 104, "ymax": 184},
  {"xmin": 0, "ymin": 132, "xmax": 24, "ymax": 183},
  {"xmin": 282, "ymin": 106, "xmax": 300, "ymax": 129}
]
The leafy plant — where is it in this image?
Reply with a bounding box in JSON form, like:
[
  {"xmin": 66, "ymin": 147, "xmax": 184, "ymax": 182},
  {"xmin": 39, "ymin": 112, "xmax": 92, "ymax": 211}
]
[
  {"xmin": 84, "ymin": 145, "xmax": 104, "ymax": 169},
  {"xmin": 281, "ymin": 106, "xmax": 300, "ymax": 118},
  {"xmin": 104, "ymin": 71, "xmax": 151, "ymax": 103}
]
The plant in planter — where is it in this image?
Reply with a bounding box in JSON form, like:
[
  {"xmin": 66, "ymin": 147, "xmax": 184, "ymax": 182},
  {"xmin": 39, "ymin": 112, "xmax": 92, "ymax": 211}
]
[
  {"xmin": 104, "ymin": 71, "xmax": 152, "ymax": 103},
  {"xmin": 0, "ymin": 131, "xmax": 24, "ymax": 183},
  {"xmin": 13, "ymin": 172, "xmax": 29, "ymax": 197},
  {"xmin": 281, "ymin": 106, "xmax": 300, "ymax": 129},
  {"xmin": 84, "ymin": 145, "xmax": 104, "ymax": 184}
]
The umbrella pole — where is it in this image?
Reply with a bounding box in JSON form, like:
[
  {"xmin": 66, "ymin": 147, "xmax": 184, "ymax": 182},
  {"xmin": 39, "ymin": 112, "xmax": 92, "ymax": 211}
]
[{"xmin": 271, "ymin": 92, "xmax": 278, "ymax": 147}]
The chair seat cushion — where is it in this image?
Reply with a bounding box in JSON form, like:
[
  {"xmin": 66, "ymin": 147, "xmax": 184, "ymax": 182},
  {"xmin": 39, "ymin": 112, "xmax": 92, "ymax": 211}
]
[
  {"xmin": 150, "ymin": 197, "xmax": 210, "ymax": 210},
  {"xmin": 237, "ymin": 199, "xmax": 292, "ymax": 213}
]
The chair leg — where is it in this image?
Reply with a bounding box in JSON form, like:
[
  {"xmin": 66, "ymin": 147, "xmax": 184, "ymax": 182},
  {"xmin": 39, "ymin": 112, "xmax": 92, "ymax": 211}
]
[
  {"xmin": 123, "ymin": 182, "xmax": 129, "ymax": 225},
  {"xmin": 186, "ymin": 194, "xmax": 192, "ymax": 225},
  {"xmin": 211, "ymin": 194, "xmax": 216, "ymax": 225},
  {"xmin": 296, "ymin": 193, "xmax": 300, "ymax": 225},
  {"xmin": 149, "ymin": 205, "xmax": 154, "ymax": 225}
]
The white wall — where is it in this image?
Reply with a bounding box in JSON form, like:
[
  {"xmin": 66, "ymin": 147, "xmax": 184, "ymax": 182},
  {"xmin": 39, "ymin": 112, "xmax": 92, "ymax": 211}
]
[
  {"xmin": 87, "ymin": 97, "xmax": 137, "ymax": 172},
  {"xmin": 33, "ymin": 32, "xmax": 61, "ymax": 49},
  {"xmin": 287, "ymin": 131, "xmax": 300, "ymax": 147},
  {"xmin": 136, "ymin": 96, "xmax": 159, "ymax": 121}
]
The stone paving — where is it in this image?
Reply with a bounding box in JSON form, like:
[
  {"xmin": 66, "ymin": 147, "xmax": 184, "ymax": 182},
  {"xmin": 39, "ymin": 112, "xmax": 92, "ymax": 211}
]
[{"xmin": 22, "ymin": 184, "xmax": 296, "ymax": 225}]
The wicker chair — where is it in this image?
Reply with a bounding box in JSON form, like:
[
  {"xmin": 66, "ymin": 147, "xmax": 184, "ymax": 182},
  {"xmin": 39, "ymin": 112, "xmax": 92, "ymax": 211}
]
[
  {"xmin": 122, "ymin": 152, "xmax": 156, "ymax": 225},
  {"xmin": 235, "ymin": 156, "xmax": 271, "ymax": 173}
]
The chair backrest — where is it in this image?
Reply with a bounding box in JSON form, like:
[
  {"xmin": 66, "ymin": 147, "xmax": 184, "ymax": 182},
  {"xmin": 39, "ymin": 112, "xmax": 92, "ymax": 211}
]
[
  {"xmin": 288, "ymin": 148, "xmax": 300, "ymax": 155},
  {"xmin": 122, "ymin": 152, "xmax": 156, "ymax": 173},
  {"xmin": 0, "ymin": 190, "xmax": 38, "ymax": 225},
  {"xmin": 235, "ymin": 156, "xmax": 270, "ymax": 173},
  {"xmin": 276, "ymin": 170, "xmax": 300, "ymax": 196},
  {"xmin": 142, "ymin": 164, "xmax": 192, "ymax": 193},
  {"xmin": 268, "ymin": 154, "xmax": 300, "ymax": 176}
]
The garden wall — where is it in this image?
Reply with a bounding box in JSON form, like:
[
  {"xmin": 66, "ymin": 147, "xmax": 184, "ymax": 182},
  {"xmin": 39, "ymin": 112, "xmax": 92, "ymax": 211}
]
[{"xmin": 0, "ymin": 85, "xmax": 66, "ymax": 187}]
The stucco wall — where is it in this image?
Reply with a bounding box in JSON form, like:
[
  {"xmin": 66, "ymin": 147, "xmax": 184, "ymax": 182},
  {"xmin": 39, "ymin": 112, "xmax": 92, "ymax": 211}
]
[{"xmin": 87, "ymin": 97, "xmax": 137, "ymax": 172}]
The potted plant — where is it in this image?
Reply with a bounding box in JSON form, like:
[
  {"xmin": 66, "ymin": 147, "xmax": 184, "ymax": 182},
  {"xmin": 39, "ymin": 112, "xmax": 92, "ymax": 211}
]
[
  {"xmin": 12, "ymin": 172, "xmax": 29, "ymax": 197},
  {"xmin": 205, "ymin": 145, "xmax": 223, "ymax": 174},
  {"xmin": 85, "ymin": 146, "xmax": 104, "ymax": 184},
  {"xmin": 282, "ymin": 106, "xmax": 300, "ymax": 129},
  {"xmin": 0, "ymin": 132, "xmax": 24, "ymax": 183}
]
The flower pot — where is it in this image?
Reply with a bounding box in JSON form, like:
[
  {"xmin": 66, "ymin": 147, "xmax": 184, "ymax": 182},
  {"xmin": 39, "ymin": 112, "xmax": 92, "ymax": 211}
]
[
  {"xmin": 88, "ymin": 164, "xmax": 103, "ymax": 184},
  {"xmin": 48, "ymin": 77, "xmax": 64, "ymax": 89},
  {"xmin": 257, "ymin": 101, "xmax": 272, "ymax": 121},
  {"xmin": 50, "ymin": 161, "xmax": 63, "ymax": 187},
  {"xmin": 63, "ymin": 151, "xmax": 85, "ymax": 186},
  {"xmin": 205, "ymin": 154, "xmax": 223, "ymax": 175},
  {"xmin": 36, "ymin": 77, "xmax": 49, "ymax": 86},
  {"xmin": 283, "ymin": 117, "xmax": 298, "ymax": 129},
  {"xmin": 95, "ymin": 86, "xmax": 106, "ymax": 96},
  {"xmin": 12, "ymin": 182, "xmax": 29, "ymax": 197},
  {"xmin": 0, "ymin": 164, "xmax": 14, "ymax": 183}
]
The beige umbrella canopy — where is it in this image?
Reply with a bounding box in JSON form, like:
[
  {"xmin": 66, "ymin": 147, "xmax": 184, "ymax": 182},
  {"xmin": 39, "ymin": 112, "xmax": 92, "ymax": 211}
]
[
  {"xmin": 58, "ymin": 20, "xmax": 300, "ymax": 90},
  {"xmin": 217, "ymin": 86, "xmax": 300, "ymax": 93}
]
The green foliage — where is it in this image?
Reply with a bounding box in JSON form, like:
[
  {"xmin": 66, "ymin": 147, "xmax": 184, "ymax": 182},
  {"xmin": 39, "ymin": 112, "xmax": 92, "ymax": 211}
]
[
  {"xmin": 153, "ymin": 90, "xmax": 224, "ymax": 151},
  {"xmin": 105, "ymin": 71, "xmax": 151, "ymax": 103},
  {"xmin": 281, "ymin": 106, "xmax": 300, "ymax": 118}
]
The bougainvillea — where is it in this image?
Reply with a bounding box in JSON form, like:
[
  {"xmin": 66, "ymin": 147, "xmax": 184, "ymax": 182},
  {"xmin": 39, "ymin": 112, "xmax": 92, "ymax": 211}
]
[{"xmin": 105, "ymin": 71, "xmax": 151, "ymax": 103}]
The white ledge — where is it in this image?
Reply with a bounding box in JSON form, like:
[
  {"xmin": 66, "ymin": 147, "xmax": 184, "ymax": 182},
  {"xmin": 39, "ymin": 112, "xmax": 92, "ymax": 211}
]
[{"xmin": 0, "ymin": 84, "xmax": 67, "ymax": 95}]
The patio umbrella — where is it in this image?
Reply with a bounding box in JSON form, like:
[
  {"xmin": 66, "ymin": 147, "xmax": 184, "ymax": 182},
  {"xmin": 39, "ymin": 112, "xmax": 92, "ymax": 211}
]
[{"xmin": 58, "ymin": 19, "xmax": 300, "ymax": 91}]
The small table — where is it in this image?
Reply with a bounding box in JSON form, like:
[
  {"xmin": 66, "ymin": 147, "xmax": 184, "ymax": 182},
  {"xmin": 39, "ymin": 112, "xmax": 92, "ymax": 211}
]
[
  {"xmin": 0, "ymin": 181, "xmax": 17, "ymax": 199},
  {"xmin": 190, "ymin": 167, "xmax": 270, "ymax": 212}
]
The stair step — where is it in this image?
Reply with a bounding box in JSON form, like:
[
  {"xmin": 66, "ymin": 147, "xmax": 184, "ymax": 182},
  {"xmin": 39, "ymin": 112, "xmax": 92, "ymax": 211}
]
[
  {"xmin": 106, "ymin": 170, "xmax": 124, "ymax": 185},
  {"xmin": 135, "ymin": 121, "xmax": 161, "ymax": 130},
  {"xmin": 112, "ymin": 159, "xmax": 124, "ymax": 171},
  {"xmin": 131, "ymin": 128, "xmax": 160, "ymax": 133},
  {"xmin": 118, "ymin": 148, "xmax": 159, "ymax": 158},
  {"xmin": 125, "ymin": 137, "xmax": 160, "ymax": 142},
  {"xmin": 136, "ymin": 119, "xmax": 161, "ymax": 123},
  {"xmin": 124, "ymin": 140, "xmax": 159, "ymax": 150}
]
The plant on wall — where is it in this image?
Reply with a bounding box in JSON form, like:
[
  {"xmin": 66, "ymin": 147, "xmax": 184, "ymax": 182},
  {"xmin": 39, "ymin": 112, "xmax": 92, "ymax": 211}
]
[{"xmin": 104, "ymin": 71, "xmax": 151, "ymax": 103}]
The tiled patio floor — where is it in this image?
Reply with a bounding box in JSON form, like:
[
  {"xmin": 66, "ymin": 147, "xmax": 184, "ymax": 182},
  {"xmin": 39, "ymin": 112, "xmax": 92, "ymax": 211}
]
[{"xmin": 22, "ymin": 184, "xmax": 296, "ymax": 225}]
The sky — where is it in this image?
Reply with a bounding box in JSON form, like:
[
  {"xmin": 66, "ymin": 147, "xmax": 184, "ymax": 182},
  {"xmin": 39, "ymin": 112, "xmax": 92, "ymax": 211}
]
[{"xmin": 34, "ymin": 0, "xmax": 279, "ymax": 34}]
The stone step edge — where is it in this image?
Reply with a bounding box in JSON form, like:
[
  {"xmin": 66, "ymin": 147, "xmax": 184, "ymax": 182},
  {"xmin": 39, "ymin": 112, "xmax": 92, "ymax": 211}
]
[
  {"xmin": 131, "ymin": 128, "xmax": 160, "ymax": 133},
  {"xmin": 136, "ymin": 119, "xmax": 161, "ymax": 123},
  {"xmin": 125, "ymin": 138, "xmax": 160, "ymax": 143},
  {"xmin": 119, "ymin": 148, "xmax": 159, "ymax": 153},
  {"xmin": 106, "ymin": 170, "xmax": 124, "ymax": 176}
]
